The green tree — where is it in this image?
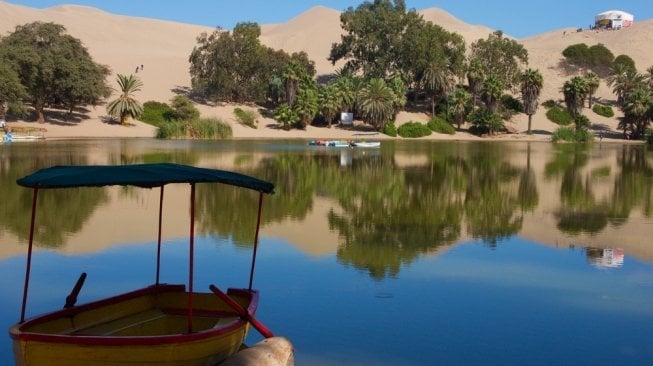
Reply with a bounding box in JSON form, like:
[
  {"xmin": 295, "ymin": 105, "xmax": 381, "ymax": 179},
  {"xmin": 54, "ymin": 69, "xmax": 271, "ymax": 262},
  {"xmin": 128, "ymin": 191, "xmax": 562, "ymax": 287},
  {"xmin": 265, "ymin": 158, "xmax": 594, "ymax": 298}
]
[
  {"xmin": 621, "ymin": 87, "xmax": 652, "ymax": 140},
  {"xmin": 400, "ymin": 19, "xmax": 466, "ymax": 99},
  {"xmin": 422, "ymin": 58, "xmax": 453, "ymax": 116},
  {"xmin": 520, "ymin": 68, "xmax": 543, "ymax": 134},
  {"xmin": 448, "ymin": 88, "xmax": 470, "ymax": 130},
  {"xmin": 328, "ymin": 0, "xmax": 421, "ymax": 79},
  {"xmin": 469, "ymin": 108, "xmax": 503, "ymax": 136},
  {"xmin": 334, "ymin": 70, "xmax": 356, "ymax": 114},
  {"xmin": 607, "ymin": 63, "xmax": 645, "ymax": 107},
  {"xmin": 106, "ymin": 74, "xmax": 144, "ymax": 125},
  {"xmin": 584, "ymin": 71, "xmax": 600, "ymax": 108},
  {"xmin": 274, "ymin": 103, "xmax": 298, "ymax": 130},
  {"xmin": 0, "ymin": 62, "xmax": 26, "ymax": 120},
  {"xmin": 357, "ymin": 78, "xmax": 395, "ymax": 129},
  {"xmin": 388, "ymin": 74, "xmax": 407, "ymax": 117},
  {"xmin": 190, "ymin": 22, "xmax": 279, "ymax": 103},
  {"xmin": 319, "ymin": 84, "xmax": 341, "ymax": 128},
  {"xmin": 293, "ymin": 86, "xmax": 319, "ymax": 129},
  {"xmin": 646, "ymin": 65, "xmax": 653, "ymax": 89},
  {"xmin": 282, "ymin": 60, "xmax": 306, "ymax": 107},
  {"xmin": 481, "ymin": 75, "xmax": 503, "ymax": 113},
  {"xmin": 470, "ymin": 30, "xmax": 528, "ymax": 91},
  {"xmin": 467, "ymin": 58, "xmax": 485, "ymax": 111},
  {"xmin": 169, "ymin": 95, "xmax": 200, "ymax": 121},
  {"xmin": 0, "ymin": 22, "xmax": 110, "ymax": 123},
  {"xmin": 562, "ymin": 76, "xmax": 589, "ymax": 131}
]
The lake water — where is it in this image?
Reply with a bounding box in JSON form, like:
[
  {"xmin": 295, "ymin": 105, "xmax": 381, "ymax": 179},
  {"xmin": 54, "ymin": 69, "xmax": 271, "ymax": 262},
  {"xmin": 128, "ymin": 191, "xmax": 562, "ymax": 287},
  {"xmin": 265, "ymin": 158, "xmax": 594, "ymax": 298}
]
[{"xmin": 1, "ymin": 139, "xmax": 652, "ymax": 365}]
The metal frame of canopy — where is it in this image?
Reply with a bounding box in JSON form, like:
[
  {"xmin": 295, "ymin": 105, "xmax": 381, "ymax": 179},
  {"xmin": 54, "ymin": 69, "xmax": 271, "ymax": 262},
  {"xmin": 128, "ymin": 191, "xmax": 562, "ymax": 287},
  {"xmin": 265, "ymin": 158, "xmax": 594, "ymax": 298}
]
[{"xmin": 16, "ymin": 163, "xmax": 275, "ymax": 336}]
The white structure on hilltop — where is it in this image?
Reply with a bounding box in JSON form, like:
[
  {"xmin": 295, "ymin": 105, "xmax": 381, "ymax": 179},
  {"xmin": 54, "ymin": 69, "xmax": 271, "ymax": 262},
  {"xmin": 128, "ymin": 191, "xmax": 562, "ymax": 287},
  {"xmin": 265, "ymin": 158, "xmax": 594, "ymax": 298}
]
[{"xmin": 595, "ymin": 10, "xmax": 634, "ymax": 30}]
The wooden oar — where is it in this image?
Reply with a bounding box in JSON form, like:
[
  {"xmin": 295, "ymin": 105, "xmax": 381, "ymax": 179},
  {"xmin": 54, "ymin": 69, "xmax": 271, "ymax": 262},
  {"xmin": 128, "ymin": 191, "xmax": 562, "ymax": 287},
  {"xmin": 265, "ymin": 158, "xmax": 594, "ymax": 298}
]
[
  {"xmin": 209, "ymin": 284, "xmax": 274, "ymax": 338},
  {"xmin": 64, "ymin": 272, "xmax": 87, "ymax": 308}
]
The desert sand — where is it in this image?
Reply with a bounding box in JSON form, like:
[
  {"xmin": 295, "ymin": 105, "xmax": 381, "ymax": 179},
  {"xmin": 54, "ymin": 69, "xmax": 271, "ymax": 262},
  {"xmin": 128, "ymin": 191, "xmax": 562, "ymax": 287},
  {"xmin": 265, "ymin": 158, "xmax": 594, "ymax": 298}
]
[{"xmin": 1, "ymin": 2, "xmax": 651, "ymax": 142}]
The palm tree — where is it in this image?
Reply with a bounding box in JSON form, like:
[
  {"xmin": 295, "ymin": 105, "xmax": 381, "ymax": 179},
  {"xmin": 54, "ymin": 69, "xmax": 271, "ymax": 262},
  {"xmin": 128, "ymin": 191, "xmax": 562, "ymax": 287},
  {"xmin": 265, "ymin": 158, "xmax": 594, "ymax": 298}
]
[
  {"xmin": 584, "ymin": 71, "xmax": 600, "ymax": 108},
  {"xmin": 467, "ymin": 58, "xmax": 485, "ymax": 111},
  {"xmin": 334, "ymin": 73, "xmax": 356, "ymax": 114},
  {"xmin": 520, "ymin": 68, "xmax": 543, "ymax": 134},
  {"xmin": 357, "ymin": 78, "xmax": 395, "ymax": 129},
  {"xmin": 422, "ymin": 58, "xmax": 453, "ymax": 116},
  {"xmin": 448, "ymin": 88, "xmax": 470, "ymax": 130},
  {"xmin": 319, "ymin": 84, "xmax": 341, "ymax": 128},
  {"xmin": 106, "ymin": 74, "xmax": 143, "ymax": 125},
  {"xmin": 388, "ymin": 75, "xmax": 407, "ymax": 117},
  {"xmin": 621, "ymin": 87, "xmax": 652, "ymax": 140},
  {"xmin": 274, "ymin": 103, "xmax": 297, "ymax": 131},
  {"xmin": 608, "ymin": 63, "xmax": 645, "ymax": 107},
  {"xmin": 267, "ymin": 75, "xmax": 284, "ymax": 105},
  {"xmin": 563, "ymin": 76, "xmax": 589, "ymax": 129},
  {"xmin": 481, "ymin": 75, "xmax": 503, "ymax": 113},
  {"xmin": 646, "ymin": 65, "xmax": 653, "ymax": 89},
  {"xmin": 282, "ymin": 61, "xmax": 305, "ymax": 107},
  {"xmin": 293, "ymin": 86, "xmax": 319, "ymax": 130}
]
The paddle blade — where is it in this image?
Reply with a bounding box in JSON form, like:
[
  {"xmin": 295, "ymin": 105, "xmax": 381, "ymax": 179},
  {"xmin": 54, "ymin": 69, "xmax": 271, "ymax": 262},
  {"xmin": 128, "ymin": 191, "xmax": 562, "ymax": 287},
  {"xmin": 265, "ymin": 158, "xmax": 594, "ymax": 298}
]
[{"xmin": 209, "ymin": 284, "xmax": 275, "ymax": 338}]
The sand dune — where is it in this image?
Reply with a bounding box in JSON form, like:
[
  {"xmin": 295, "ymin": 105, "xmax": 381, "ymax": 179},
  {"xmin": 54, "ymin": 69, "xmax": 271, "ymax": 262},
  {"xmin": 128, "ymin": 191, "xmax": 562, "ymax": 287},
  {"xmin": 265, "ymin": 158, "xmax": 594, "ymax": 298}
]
[{"xmin": 0, "ymin": 2, "xmax": 651, "ymax": 141}]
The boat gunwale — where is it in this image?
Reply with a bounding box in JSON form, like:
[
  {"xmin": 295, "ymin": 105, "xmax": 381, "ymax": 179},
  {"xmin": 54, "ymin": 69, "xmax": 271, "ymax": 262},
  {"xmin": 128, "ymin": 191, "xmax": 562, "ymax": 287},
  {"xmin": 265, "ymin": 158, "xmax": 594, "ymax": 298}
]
[{"xmin": 10, "ymin": 285, "xmax": 258, "ymax": 346}]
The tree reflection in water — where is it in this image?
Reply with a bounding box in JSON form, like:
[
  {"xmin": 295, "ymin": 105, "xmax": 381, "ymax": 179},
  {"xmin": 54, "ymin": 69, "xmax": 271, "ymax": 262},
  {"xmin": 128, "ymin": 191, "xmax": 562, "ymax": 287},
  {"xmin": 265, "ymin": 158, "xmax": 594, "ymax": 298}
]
[{"xmin": 1, "ymin": 140, "xmax": 651, "ymax": 279}]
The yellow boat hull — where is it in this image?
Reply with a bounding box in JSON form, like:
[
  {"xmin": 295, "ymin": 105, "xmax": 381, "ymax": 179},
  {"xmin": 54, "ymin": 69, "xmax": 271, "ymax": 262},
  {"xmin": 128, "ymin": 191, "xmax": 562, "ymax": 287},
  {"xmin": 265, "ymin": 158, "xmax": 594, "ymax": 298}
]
[{"xmin": 10, "ymin": 284, "xmax": 257, "ymax": 366}]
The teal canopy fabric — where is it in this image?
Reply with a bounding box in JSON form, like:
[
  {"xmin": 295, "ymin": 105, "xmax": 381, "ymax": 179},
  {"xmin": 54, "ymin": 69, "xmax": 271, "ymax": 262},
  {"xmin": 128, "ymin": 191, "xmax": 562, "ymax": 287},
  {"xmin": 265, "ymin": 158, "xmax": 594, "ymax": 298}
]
[{"xmin": 17, "ymin": 163, "xmax": 275, "ymax": 193}]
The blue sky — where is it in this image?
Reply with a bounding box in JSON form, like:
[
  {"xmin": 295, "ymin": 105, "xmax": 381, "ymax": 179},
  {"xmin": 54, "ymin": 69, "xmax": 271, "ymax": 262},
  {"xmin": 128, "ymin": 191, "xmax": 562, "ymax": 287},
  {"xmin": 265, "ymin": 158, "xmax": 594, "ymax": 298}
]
[{"xmin": 5, "ymin": 0, "xmax": 653, "ymax": 38}]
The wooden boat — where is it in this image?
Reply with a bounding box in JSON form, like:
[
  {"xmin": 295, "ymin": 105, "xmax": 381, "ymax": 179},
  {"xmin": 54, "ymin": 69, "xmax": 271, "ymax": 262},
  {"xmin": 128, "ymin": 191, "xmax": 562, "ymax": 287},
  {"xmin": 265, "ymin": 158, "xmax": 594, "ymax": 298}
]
[
  {"xmin": 9, "ymin": 163, "xmax": 276, "ymax": 365},
  {"xmin": 351, "ymin": 141, "xmax": 380, "ymax": 148}
]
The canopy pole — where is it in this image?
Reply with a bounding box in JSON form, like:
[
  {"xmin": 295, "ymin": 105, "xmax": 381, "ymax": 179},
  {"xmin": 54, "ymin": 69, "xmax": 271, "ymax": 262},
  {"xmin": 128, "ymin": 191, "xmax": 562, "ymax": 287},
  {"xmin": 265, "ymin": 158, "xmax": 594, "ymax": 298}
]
[
  {"xmin": 20, "ymin": 188, "xmax": 39, "ymax": 323},
  {"xmin": 187, "ymin": 183, "xmax": 196, "ymax": 333},
  {"xmin": 248, "ymin": 192, "xmax": 264, "ymax": 291},
  {"xmin": 155, "ymin": 186, "xmax": 164, "ymax": 285}
]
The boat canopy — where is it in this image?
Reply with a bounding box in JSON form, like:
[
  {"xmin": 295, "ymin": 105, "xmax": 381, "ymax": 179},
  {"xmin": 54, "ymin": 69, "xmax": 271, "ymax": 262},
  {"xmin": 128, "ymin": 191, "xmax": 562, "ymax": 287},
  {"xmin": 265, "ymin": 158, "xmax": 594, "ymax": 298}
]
[{"xmin": 17, "ymin": 163, "xmax": 275, "ymax": 193}]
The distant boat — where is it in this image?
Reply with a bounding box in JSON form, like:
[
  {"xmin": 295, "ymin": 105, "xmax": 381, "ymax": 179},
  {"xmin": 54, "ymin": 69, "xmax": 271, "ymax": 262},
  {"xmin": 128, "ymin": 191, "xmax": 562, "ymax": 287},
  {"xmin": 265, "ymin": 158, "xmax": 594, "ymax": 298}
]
[
  {"xmin": 2, "ymin": 133, "xmax": 46, "ymax": 142},
  {"xmin": 351, "ymin": 141, "xmax": 381, "ymax": 148},
  {"xmin": 309, "ymin": 140, "xmax": 351, "ymax": 147},
  {"xmin": 10, "ymin": 163, "xmax": 276, "ymax": 365}
]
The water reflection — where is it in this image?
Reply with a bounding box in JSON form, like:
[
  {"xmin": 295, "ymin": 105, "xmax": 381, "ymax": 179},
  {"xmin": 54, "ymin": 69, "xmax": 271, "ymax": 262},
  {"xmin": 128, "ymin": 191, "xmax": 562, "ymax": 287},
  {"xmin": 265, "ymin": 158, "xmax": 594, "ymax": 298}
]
[
  {"xmin": 585, "ymin": 247, "xmax": 625, "ymax": 268},
  {"xmin": 1, "ymin": 140, "xmax": 651, "ymax": 276}
]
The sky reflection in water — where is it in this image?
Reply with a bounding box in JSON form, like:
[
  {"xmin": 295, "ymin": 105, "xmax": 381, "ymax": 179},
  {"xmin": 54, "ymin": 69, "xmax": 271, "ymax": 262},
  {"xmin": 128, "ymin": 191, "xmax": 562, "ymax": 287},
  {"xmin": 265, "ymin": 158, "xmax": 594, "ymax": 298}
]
[
  {"xmin": 1, "ymin": 140, "xmax": 652, "ymax": 365},
  {"xmin": 3, "ymin": 235, "xmax": 652, "ymax": 365}
]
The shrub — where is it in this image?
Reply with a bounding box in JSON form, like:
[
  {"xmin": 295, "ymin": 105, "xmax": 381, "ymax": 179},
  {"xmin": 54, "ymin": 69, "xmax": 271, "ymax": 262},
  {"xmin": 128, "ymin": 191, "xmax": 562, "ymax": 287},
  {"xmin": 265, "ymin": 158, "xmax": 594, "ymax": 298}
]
[
  {"xmin": 381, "ymin": 122, "xmax": 397, "ymax": 137},
  {"xmin": 156, "ymin": 120, "xmax": 183, "ymax": 138},
  {"xmin": 562, "ymin": 43, "xmax": 614, "ymax": 72},
  {"xmin": 140, "ymin": 101, "xmax": 174, "ymax": 127},
  {"xmin": 613, "ymin": 54, "xmax": 636, "ymax": 72},
  {"xmin": 592, "ymin": 104, "xmax": 614, "ymax": 118},
  {"xmin": 546, "ymin": 106, "xmax": 573, "ymax": 125},
  {"xmin": 574, "ymin": 115, "xmax": 591, "ymax": 130},
  {"xmin": 156, "ymin": 117, "xmax": 232, "ymax": 139},
  {"xmin": 169, "ymin": 96, "xmax": 200, "ymax": 121},
  {"xmin": 427, "ymin": 116, "xmax": 455, "ymax": 135},
  {"xmin": 501, "ymin": 94, "xmax": 523, "ymax": 113},
  {"xmin": 542, "ymin": 99, "xmax": 557, "ymax": 109},
  {"xmin": 468, "ymin": 108, "xmax": 504, "ymax": 135},
  {"xmin": 233, "ymin": 107, "xmax": 258, "ymax": 128},
  {"xmin": 551, "ymin": 127, "xmax": 575, "ymax": 142},
  {"xmin": 551, "ymin": 127, "xmax": 594, "ymax": 143},
  {"xmin": 397, "ymin": 121, "xmax": 432, "ymax": 138}
]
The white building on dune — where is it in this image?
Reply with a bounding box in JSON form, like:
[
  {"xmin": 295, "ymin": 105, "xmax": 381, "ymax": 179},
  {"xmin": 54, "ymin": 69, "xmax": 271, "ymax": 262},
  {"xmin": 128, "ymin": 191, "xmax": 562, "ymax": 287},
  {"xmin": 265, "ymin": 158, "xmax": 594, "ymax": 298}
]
[{"xmin": 595, "ymin": 10, "xmax": 634, "ymax": 30}]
